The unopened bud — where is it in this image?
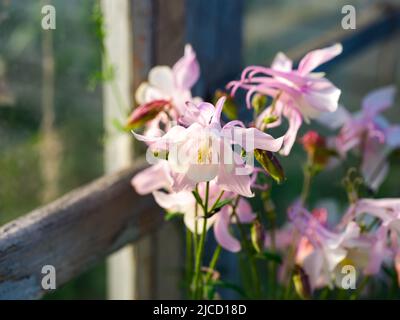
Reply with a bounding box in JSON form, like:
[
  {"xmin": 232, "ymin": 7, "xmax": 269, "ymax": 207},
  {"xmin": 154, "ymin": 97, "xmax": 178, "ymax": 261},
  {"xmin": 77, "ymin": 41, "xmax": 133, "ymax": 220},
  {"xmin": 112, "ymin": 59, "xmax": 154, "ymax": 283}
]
[
  {"xmin": 126, "ymin": 99, "xmax": 170, "ymax": 129},
  {"xmin": 251, "ymin": 220, "xmax": 265, "ymax": 253},
  {"xmin": 293, "ymin": 265, "xmax": 312, "ymax": 299},
  {"xmin": 251, "ymin": 94, "xmax": 267, "ymax": 114},
  {"xmin": 254, "ymin": 149, "xmax": 285, "ymax": 184}
]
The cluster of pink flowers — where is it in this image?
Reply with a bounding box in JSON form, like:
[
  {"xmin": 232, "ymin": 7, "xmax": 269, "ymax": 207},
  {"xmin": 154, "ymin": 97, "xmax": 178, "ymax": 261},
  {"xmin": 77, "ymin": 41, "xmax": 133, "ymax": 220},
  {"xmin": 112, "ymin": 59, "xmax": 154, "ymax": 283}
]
[{"xmin": 128, "ymin": 43, "xmax": 400, "ymax": 299}]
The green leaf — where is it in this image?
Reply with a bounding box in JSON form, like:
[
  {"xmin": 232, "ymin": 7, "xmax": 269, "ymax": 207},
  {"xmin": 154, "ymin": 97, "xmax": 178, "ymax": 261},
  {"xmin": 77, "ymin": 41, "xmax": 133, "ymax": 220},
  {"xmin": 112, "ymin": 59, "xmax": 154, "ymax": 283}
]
[
  {"xmin": 256, "ymin": 250, "xmax": 282, "ymax": 264},
  {"xmin": 211, "ymin": 198, "xmax": 233, "ymax": 212},
  {"xmin": 164, "ymin": 211, "xmax": 182, "ymax": 221},
  {"xmin": 211, "ymin": 280, "xmax": 249, "ymax": 299},
  {"xmin": 192, "ymin": 190, "xmax": 204, "ymax": 208}
]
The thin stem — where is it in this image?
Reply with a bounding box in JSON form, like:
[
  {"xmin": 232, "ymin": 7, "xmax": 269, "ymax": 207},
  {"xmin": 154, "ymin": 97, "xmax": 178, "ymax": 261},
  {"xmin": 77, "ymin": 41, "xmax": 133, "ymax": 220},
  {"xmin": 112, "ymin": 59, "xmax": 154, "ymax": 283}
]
[
  {"xmin": 192, "ymin": 181, "xmax": 210, "ymax": 299},
  {"xmin": 301, "ymin": 164, "xmax": 312, "ymax": 205},
  {"xmin": 232, "ymin": 199, "xmax": 261, "ymax": 298},
  {"xmin": 204, "ymin": 245, "xmax": 222, "ymax": 285},
  {"xmin": 185, "ymin": 228, "xmax": 193, "ymax": 298},
  {"xmin": 350, "ymin": 276, "xmax": 370, "ymax": 300}
]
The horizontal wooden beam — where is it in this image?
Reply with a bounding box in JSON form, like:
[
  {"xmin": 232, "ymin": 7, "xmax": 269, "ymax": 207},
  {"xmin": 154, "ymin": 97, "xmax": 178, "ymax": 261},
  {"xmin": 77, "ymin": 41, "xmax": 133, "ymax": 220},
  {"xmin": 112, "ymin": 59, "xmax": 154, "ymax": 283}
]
[{"xmin": 0, "ymin": 161, "xmax": 162, "ymax": 299}]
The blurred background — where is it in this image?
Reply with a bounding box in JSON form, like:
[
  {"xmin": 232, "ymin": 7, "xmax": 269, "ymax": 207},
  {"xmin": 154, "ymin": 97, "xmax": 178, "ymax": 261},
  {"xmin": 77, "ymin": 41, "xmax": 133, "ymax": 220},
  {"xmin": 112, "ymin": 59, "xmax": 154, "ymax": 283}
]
[{"xmin": 0, "ymin": 0, "xmax": 399, "ymax": 299}]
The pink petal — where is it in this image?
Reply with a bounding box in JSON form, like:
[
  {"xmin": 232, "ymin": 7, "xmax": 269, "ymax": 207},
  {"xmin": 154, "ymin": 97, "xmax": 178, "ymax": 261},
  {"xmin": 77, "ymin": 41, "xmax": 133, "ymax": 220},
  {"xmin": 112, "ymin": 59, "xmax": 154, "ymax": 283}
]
[
  {"xmin": 236, "ymin": 198, "xmax": 256, "ymax": 223},
  {"xmin": 316, "ymin": 105, "xmax": 351, "ymax": 130},
  {"xmin": 362, "ymin": 85, "xmax": 396, "ymax": 116},
  {"xmin": 210, "ymin": 96, "xmax": 226, "ymax": 126},
  {"xmin": 386, "ymin": 125, "xmax": 400, "ymax": 148},
  {"xmin": 172, "ymin": 44, "xmax": 200, "ymax": 91},
  {"xmin": 361, "ymin": 140, "xmax": 388, "ymax": 191},
  {"xmin": 302, "ymin": 78, "xmax": 341, "ymax": 114},
  {"xmin": 364, "ymin": 227, "xmax": 389, "ymax": 275},
  {"xmin": 216, "ymin": 160, "xmax": 254, "ymax": 198},
  {"xmin": 148, "ymin": 66, "xmax": 175, "ymax": 93},
  {"xmin": 179, "ymin": 101, "xmax": 215, "ymax": 127},
  {"xmin": 280, "ymin": 107, "xmax": 302, "ymax": 156},
  {"xmin": 271, "ymin": 52, "xmax": 293, "ymax": 72},
  {"xmin": 131, "ymin": 162, "xmax": 173, "ymax": 195},
  {"xmin": 214, "ymin": 207, "xmax": 241, "ymax": 252},
  {"xmin": 298, "ymin": 43, "xmax": 343, "ymax": 75},
  {"xmin": 222, "ymin": 126, "xmax": 284, "ymax": 153}
]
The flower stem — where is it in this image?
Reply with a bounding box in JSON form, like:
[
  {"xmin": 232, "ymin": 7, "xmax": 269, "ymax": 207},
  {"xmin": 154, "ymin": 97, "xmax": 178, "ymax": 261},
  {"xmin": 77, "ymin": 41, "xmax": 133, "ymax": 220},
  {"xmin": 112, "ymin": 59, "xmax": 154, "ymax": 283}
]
[
  {"xmin": 204, "ymin": 245, "xmax": 222, "ymax": 285},
  {"xmin": 232, "ymin": 197, "xmax": 261, "ymax": 298},
  {"xmin": 185, "ymin": 228, "xmax": 193, "ymax": 298},
  {"xmin": 192, "ymin": 181, "xmax": 210, "ymax": 299},
  {"xmin": 301, "ymin": 164, "xmax": 312, "ymax": 205}
]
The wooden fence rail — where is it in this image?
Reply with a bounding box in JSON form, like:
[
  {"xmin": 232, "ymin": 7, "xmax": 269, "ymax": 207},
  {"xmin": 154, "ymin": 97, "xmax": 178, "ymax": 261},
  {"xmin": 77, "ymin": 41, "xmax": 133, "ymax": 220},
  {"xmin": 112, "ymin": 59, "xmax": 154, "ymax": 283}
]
[{"xmin": 0, "ymin": 162, "xmax": 161, "ymax": 299}]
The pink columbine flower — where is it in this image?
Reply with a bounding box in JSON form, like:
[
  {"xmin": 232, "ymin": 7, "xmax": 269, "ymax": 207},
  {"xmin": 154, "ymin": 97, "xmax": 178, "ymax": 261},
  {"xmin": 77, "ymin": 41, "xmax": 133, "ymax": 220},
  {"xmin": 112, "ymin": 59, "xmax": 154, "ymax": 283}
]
[
  {"xmin": 228, "ymin": 44, "xmax": 342, "ymax": 155},
  {"xmin": 288, "ymin": 202, "xmax": 365, "ymax": 290},
  {"xmin": 340, "ymin": 198, "xmax": 400, "ymax": 277},
  {"xmin": 132, "ymin": 44, "xmax": 201, "ymax": 136},
  {"xmin": 324, "ymin": 86, "xmax": 399, "ymax": 191},
  {"xmin": 132, "ymin": 97, "xmax": 284, "ymax": 197}
]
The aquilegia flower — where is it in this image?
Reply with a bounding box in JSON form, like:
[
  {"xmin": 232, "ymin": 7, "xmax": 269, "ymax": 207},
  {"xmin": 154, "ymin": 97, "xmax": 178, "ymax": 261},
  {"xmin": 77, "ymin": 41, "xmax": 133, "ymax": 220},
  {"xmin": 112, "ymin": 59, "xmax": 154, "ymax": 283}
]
[
  {"xmin": 228, "ymin": 44, "xmax": 342, "ymax": 155},
  {"xmin": 126, "ymin": 44, "xmax": 201, "ymax": 136},
  {"xmin": 132, "ymin": 97, "xmax": 284, "ymax": 197},
  {"xmin": 288, "ymin": 202, "xmax": 368, "ymax": 290},
  {"xmin": 340, "ymin": 198, "xmax": 400, "ymax": 279},
  {"xmin": 329, "ymin": 86, "xmax": 399, "ymax": 190}
]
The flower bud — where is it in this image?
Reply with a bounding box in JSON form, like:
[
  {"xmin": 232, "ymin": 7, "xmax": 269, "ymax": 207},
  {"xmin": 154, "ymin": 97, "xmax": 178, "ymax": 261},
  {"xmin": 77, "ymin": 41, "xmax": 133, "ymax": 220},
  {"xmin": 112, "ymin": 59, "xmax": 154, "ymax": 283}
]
[
  {"xmin": 254, "ymin": 149, "xmax": 285, "ymax": 184},
  {"xmin": 251, "ymin": 220, "xmax": 265, "ymax": 253},
  {"xmin": 126, "ymin": 99, "xmax": 170, "ymax": 129},
  {"xmin": 251, "ymin": 94, "xmax": 267, "ymax": 114},
  {"xmin": 300, "ymin": 130, "xmax": 336, "ymax": 168},
  {"xmin": 213, "ymin": 90, "xmax": 238, "ymax": 120},
  {"xmin": 293, "ymin": 265, "xmax": 312, "ymax": 299}
]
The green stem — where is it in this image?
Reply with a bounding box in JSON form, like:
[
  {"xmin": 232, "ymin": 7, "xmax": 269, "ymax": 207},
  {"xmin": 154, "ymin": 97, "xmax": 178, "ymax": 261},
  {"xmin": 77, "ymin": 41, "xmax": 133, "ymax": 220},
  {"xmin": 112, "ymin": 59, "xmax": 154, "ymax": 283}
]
[
  {"xmin": 204, "ymin": 245, "xmax": 222, "ymax": 285},
  {"xmin": 192, "ymin": 182, "xmax": 210, "ymax": 299},
  {"xmin": 301, "ymin": 164, "xmax": 312, "ymax": 205},
  {"xmin": 350, "ymin": 276, "xmax": 370, "ymax": 300},
  {"xmin": 185, "ymin": 228, "xmax": 193, "ymax": 297},
  {"xmin": 233, "ymin": 202, "xmax": 261, "ymax": 298}
]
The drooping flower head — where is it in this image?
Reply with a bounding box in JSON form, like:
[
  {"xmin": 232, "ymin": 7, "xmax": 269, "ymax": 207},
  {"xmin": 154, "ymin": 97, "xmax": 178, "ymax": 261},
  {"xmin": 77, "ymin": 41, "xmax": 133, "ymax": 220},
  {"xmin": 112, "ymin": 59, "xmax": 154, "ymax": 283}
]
[
  {"xmin": 126, "ymin": 44, "xmax": 201, "ymax": 136},
  {"xmin": 288, "ymin": 202, "xmax": 367, "ymax": 290},
  {"xmin": 133, "ymin": 97, "xmax": 284, "ymax": 197},
  {"xmin": 228, "ymin": 44, "xmax": 343, "ymax": 155},
  {"xmin": 319, "ymin": 86, "xmax": 400, "ymax": 190}
]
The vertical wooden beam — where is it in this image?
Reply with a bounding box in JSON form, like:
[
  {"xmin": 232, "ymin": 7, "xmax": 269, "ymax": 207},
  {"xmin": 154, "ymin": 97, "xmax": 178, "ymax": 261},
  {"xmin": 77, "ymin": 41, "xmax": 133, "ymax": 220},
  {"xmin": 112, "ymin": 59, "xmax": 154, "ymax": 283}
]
[
  {"xmin": 102, "ymin": 0, "xmax": 185, "ymax": 299},
  {"xmin": 40, "ymin": 0, "xmax": 62, "ymax": 203},
  {"xmin": 101, "ymin": 0, "xmax": 135, "ymax": 300}
]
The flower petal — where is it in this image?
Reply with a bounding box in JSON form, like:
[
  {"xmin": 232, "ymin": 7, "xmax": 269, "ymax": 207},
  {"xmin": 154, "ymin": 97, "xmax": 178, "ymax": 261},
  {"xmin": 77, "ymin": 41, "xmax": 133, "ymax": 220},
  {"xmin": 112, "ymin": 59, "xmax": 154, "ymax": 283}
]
[
  {"xmin": 214, "ymin": 207, "xmax": 241, "ymax": 252},
  {"xmin": 172, "ymin": 44, "xmax": 200, "ymax": 90},
  {"xmin": 271, "ymin": 52, "xmax": 293, "ymax": 72},
  {"xmin": 280, "ymin": 107, "xmax": 302, "ymax": 156},
  {"xmin": 362, "ymin": 85, "xmax": 396, "ymax": 116},
  {"xmin": 149, "ymin": 66, "xmax": 175, "ymax": 93},
  {"xmin": 235, "ymin": 198, "xmax": 256, "ymax": 223},
  {"xmin": 298, "ymin": 43, "xmax": 343, "ymax": 75},
  {"xmin": 131, "ymin": 162, "xmax": 173, "ymax": 195}
]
